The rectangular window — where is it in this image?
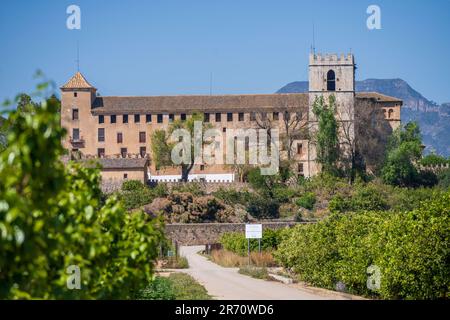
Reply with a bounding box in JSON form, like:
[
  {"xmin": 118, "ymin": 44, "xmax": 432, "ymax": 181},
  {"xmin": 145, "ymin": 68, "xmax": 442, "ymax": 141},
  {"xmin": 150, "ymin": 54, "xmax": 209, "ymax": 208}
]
[
  {"xmin": 117, "ymin": 132, "xmax": 123, "ymax": 143},
  {"xmin": 250, "ymin": 112, "xmax": 256, "ymax": 121},
  {"xmin": 273, "ymin": 112, "xmax": 279, "ymax": 121},
  {"xmin": 139, "ymin": 131, "xmax": 146, "ymax": 143},
  {"xmin": 74, "ymin": 92, "xmax": 78, "ymax": 97},
  {"xmin": 298, "ymin": 163, "xmax": 304, "ymax": 174},
  {"xmin": 204, "ymin": 113, "xmax": 210, "ymax": 123},
  {"xmin": 238, "ymin": 113, "xmax": 244, "ymax": 122},
  {"xmin": 157, "ymin": 114, "xmax": 163, "ymax": 123},
  {"xmin": 223, "ymin": 127, "xmax": 226, "ymax": 133},
  {"xmin": 169, "ymin": 114, "xmax": 174, "ymax": 123},
  {"xmin": 72, "ymin": 109, "xmax": 79, "ymax": 120},
  {"xmin": 97, "ymin": 148, "xmax": 105, "ymax": 158},
  {"xmin": 123, "ymin": 114, "xmax": 128, "ymax": 123},
  {"xmin": 124, "ymin": 173, "xmax": 128, "ymax": 179},
  {"xmin": 99, "ymin": 115, "xmax": 104, "ymax": 124},
  {"xmin": 121, "ymin": 148, "xmax": 127, "ymax": 158},
  {"xmin": 146, "ymin": 114, "xmax": 152, "ymax": 123},
  {"xmin": 98, "ymin": 128, "xmax": 105, "ymax": 142},
  {"xmin": 181, "ymin": 113, "xmax": 186, "ymax": 121},
  {"xmin": 215, "ymin": 113, "xmax": 221, "ymax": 122},
  {"xmin": 72, "ymin": 128, "xmax": 80, "ymax": 141},
  {"xmin": 297, "ymin": 143, "xmax": 303, "ymax": 155},
  {"xmin": 111, "ymin": 114, "xmax": 116, "ymax": 123},
  {"xmin": 200, "ymin": 165, "xmax": 205, "ymax": 171},
  {"xmin": 140, "ymin": 146, "xmax": 146, "ymax": 158},
  {"xmin": 134, "ymin": 114, "xmax": 140, "ymax": 123},
  {"xmin": 227, "ymin": 113, "xmax": 233, "ymax": 122}
]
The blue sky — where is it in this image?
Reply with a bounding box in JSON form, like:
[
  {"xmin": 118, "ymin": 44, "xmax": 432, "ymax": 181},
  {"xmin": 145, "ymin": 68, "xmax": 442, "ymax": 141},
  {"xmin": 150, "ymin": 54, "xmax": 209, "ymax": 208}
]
[{"xmin": 1, "ymin": 0, "xmax": 449, "ymax": 103}]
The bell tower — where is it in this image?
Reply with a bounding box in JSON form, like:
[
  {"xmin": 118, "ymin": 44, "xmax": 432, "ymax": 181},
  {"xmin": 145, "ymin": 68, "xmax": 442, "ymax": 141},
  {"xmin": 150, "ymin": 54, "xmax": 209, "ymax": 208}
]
[
  {"xmin": 307, "ymin": 53, "xmax": 356, "ymax": 176},
  {"xmin": 60, "ymin": 72, "xmax": 97, "ymax": 155}
]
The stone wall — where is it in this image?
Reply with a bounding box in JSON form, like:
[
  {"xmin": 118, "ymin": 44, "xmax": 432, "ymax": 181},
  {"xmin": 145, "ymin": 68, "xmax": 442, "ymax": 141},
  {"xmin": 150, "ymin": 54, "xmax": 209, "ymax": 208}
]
[{"xmin": 165, "ymin": 222, "xmax": 305, "ymax": 246}]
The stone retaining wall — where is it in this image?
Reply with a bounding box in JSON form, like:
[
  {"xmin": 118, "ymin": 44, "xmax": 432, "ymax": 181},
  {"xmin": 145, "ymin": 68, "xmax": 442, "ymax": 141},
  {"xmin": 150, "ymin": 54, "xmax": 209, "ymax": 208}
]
[{"xmin": 165, "ymin": 222, "xmax": 304, "ymax": 246}]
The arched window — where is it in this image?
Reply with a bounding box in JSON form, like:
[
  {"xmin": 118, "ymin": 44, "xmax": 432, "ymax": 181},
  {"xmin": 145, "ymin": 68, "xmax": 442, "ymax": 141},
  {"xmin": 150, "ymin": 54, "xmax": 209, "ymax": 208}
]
[{"xmin": 327, "ymin": 70, "xmax": 336, "ymax": 91}]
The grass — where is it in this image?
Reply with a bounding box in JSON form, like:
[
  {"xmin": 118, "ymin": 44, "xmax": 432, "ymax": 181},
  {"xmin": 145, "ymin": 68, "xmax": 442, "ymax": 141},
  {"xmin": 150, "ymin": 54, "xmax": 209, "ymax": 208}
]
[
  {"xmin": 209, "ymin": 249, "xmax": 276, "ymax": 268},
  {"xmin": 137, "ymin": 273, "xmax": 211, "ymax": 300},
  {"xmin": 161, "ymin": 256, "xmax": 189, "ymax": 269},
  {"xmin": 238, "ymin": 266, "xmax": 270, "ymax": 280}
]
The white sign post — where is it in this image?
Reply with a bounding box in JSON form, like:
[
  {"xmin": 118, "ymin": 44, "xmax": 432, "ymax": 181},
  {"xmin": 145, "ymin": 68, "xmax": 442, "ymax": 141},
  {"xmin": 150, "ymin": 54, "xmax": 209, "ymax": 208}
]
[{"xmin": 245, "ymin": 224, "xmax": 262, "ymax": 265}]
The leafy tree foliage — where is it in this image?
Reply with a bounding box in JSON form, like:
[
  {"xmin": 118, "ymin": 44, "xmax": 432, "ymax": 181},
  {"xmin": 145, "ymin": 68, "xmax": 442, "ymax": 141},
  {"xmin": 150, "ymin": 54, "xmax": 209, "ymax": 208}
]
[
  {"xmin": 0, "ymin": 90, "xmax": 164, "ymax": 299},
  {"xmin": 151, "ymin": 113, "xmax": 211, "ymax": 182},
  {"xmin": 312, "ymin": 95, "xmax": 340, "ymax": 175},
  {"xmin": 381, "ymin": 122, "xmax": 426, "ymax": 187}
]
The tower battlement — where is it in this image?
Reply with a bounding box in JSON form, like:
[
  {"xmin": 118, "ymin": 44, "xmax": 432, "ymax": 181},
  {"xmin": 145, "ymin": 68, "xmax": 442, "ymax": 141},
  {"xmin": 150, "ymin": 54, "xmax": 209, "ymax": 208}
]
[{"xmin": 309, "ymin": 53, "xmax": 354, "ymax": 65}]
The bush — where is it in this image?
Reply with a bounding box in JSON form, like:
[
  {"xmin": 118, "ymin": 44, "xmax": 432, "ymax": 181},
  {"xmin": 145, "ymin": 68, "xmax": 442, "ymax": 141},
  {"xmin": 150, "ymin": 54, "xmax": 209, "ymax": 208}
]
[
  {"xmin": 122, "ymin": 180, "xmax": 145, "ymax": 191},
  {"xmin": 213, "ymin": 188, "xmax": 252, "ymax": 206},
  {"xmin": 329, "ymin": 184, "xmax": 388, "ymax": 213},
  {"xmin": 137, "ymin": 277, "xmax": 176, "ymax": 300},
  {"xmin": 275, "ymin": 192, "xmax": 450, "ymax": 299},
  {"xmin": 295, "ymin": 192, "xmax": 316, "ymax": 210},
  {"xmin": 420, "ymin": 154, "xmax": 450, "ymax": 166},
  {"xmin": 438, "ymin": 169, "xmax": 450, "ymax": 189},
  {"xmin": 220, "ymin": 229, "xmax": 283, "ymax": 256},
  {"xmin": 246, "ymin": 196, "xmax": 280, "ymax": 219}
]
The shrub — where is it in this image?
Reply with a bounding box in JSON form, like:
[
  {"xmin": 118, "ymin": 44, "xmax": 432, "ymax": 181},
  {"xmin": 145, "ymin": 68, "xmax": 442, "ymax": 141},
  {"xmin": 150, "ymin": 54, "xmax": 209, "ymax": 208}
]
[
  {"xmin": 438, "ymin": 169, "xmax": 450, "ymax": 189},
  {"xmin": 136, "ymin": 277, "xmax": 176, "ymax": 300},
  {"xmin": 220, "ymin": 229, "xmax": 283, "ymax": 256},
  {"xmin": 246, "ymin": 196, "xmax": 280, "ymax": 219},
  {"xmin": 213, "ymin": 188, "xmax": 252, "ymax": 206},
  {"xmin": 122, "ymin": 180, "xmax": 145, "ymax": 191},
  {"xmin": 420, "ymin": 154, "xmax": 450, "ymax": 166},
  {"xmin": 275, "ymin": 192, "xmax": 450, "ymax": 299},
  {"xmin": 329, "ymin": 184, "xmax": 388, "ymax": 213},
  {"xmin": 295, "ymin": 192, "xmax": 316, "ymax": 210}
]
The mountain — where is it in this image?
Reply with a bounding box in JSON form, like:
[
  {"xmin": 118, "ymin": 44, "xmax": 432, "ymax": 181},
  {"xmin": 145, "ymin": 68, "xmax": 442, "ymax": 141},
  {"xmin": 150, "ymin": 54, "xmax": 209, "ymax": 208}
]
[{"xmin": 277, "ymin": 79, "xmax": 450, "ymax": 156}]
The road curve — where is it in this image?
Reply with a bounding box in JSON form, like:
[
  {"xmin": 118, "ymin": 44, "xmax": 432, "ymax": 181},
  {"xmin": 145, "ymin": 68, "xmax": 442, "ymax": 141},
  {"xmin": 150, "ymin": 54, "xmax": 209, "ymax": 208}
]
[{"xmin": 179, "ymin": 246, "xmax": 342, "ymax": 300}]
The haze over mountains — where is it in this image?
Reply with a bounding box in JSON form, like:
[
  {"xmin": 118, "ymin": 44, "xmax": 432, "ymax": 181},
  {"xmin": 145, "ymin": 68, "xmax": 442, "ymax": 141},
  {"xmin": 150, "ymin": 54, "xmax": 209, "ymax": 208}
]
[{"xmin": 277, "ymin": 79, "xmax": 450, "ymax": 156}]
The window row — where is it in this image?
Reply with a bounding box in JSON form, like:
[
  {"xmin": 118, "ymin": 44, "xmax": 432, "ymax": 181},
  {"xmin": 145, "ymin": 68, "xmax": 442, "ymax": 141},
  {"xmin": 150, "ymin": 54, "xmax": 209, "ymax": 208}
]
[
  {"xmin": 90, "ymin": 111, "xmax": 302, "ymax": 124},
  {"xmin": 97, "ymin": 147, "xmax": 147, "ymax": 158},
  {"xmin": 97, "ymin": 128, "xmax": 147, "ymax": 143},
  {"xmin": 97, "ymin": 113, "xmax": 180, "ymax": 124}
]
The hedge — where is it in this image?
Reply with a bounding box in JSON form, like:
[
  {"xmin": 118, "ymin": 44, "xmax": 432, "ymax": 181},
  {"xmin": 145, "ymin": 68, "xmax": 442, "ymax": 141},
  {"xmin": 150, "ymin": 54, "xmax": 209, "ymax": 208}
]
[
  {"xmin": 219, "ymin": 229, "xmax": 284, "ymax": 256},
  {"xmin": 274, "ymin": 192, "xmax": 450, "ymax": 299}
]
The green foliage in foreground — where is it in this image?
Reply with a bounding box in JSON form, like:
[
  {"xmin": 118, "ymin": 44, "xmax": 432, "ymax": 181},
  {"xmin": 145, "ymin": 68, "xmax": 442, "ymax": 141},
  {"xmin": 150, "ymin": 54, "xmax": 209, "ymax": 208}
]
[
  {"xmin": 0, "ymin": 93, "xmax": 165, "ymax": 299},
  {"xmin": 220, "ymin": 229, "xmax": 283, "ymax": 256},
  {"xmin": 275, "ymin": 192, "xmax": 450, "ymax": 299},
  {"xmin": 137, "ymin": 273, "xmax": 211, "ymax": 300}
]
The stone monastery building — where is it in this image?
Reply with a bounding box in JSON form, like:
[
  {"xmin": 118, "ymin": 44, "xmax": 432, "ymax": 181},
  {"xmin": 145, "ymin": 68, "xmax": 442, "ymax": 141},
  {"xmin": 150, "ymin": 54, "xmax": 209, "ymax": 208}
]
[{"xmin": 60, "ymin": 52, "xmax": 402, "ymax": 183}]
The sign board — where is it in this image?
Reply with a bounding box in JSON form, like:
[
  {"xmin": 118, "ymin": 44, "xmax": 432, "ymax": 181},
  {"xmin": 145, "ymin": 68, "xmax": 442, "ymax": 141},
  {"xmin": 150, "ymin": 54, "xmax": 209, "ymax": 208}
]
[{"xmin": 245, "ymin": 224, "xmax": 262, "ymax": 239}]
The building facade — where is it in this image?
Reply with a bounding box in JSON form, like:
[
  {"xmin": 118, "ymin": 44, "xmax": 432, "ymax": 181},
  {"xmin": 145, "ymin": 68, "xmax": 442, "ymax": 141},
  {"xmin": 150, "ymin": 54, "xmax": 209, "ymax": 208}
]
[{"xmin": 60, "ymin": 52, "xmax": 402, "ymax": 183}]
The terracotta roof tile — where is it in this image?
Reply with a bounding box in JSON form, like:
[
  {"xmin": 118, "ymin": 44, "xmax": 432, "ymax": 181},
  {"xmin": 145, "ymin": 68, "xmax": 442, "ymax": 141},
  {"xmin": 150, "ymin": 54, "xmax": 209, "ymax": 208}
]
[
  {"xmin": 91, "ymin": 93, "xmax": 309, "ymax": 114},
  {"xmin": 61, "ymin": 72, "xmax": 95, "ymax": 89}
]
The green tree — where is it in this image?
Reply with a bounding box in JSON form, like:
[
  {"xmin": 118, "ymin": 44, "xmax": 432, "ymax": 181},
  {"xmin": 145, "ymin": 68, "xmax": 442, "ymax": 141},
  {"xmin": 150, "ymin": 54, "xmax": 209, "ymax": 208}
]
[
  {"xmin": 312, "ymin": 95, "xmax": 340, "ymax": 176},
  {"xmin": 381, "ymin": 122, "xmax": 423, "ymax": 187},
  {"xmin": 151, "ymin": 112, "xmax": 211, "ymax": 182},
  {"xmin": 0, "ymin": 86, "xmax": 164, "ymax": 299}
]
